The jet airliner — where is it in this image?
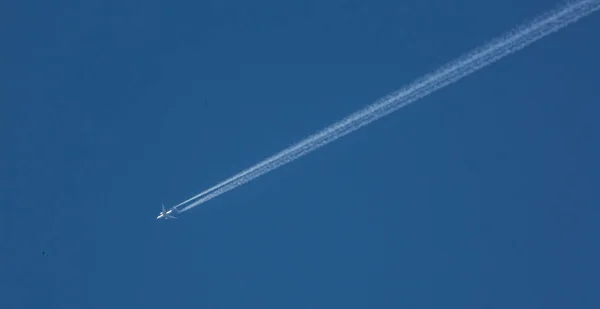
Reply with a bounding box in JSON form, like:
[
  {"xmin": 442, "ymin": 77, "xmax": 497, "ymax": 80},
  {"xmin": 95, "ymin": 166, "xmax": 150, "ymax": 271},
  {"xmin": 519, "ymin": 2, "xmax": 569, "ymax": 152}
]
[{"xmin": 157, "ymin": 204, "xmax": 177, "ymax": 220}]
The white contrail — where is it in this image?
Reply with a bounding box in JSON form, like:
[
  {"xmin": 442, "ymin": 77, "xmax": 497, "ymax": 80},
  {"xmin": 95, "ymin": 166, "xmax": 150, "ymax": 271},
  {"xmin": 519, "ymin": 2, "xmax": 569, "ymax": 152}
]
[
  {"xmin": 177, "ymin": 0, "xmax": 600, "ymax": 213},
  {"xmin": 172, "ymin": 187, "xmax": 218, "ymax": 209}
]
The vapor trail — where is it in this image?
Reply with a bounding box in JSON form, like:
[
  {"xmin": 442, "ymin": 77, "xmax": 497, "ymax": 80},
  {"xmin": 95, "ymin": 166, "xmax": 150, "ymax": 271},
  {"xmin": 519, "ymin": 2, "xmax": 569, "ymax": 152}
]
[
  {"xmin": 177, "ymin": 0, "xmax": 600, "ymax": 213},
  {"xmin": 172, "ymin": 187, "xmax": 217, "ymax": 209}
]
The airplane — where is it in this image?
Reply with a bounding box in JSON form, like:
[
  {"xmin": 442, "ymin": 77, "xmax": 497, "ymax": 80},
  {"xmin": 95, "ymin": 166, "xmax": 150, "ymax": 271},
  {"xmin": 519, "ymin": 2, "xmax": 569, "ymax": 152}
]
[{"xmin": 157, "ymin": 204, "xmax": 177, "ymax": 220}]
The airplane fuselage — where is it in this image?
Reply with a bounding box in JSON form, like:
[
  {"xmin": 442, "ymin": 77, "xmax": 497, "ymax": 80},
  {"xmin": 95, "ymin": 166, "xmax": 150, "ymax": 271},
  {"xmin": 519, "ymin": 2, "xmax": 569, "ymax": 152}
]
[
  {"xmin": 157, "ymin": 204, "xmax": 177, "ymax": 220},
  {"xmin": 157, "ymin": 209, "xmax": 174, "ymax": 219}
]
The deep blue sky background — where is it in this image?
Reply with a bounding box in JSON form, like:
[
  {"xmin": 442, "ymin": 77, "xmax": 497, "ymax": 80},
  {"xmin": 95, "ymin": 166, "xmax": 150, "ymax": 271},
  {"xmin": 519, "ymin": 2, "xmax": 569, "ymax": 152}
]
[{"xmin": 2, "ymin": 0, "xmax": 599, "ymax": 308}]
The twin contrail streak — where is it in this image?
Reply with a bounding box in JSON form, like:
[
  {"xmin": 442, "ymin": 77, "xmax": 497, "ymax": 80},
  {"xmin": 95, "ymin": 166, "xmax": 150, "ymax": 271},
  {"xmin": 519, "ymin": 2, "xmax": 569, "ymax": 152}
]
[{"xmin": 176, "ymin": 0, "xmax": 600, "ymax": 214}]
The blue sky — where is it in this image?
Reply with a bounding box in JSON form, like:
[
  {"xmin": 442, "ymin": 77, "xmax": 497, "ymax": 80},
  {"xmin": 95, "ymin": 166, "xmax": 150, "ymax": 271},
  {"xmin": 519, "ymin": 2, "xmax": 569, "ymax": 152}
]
[{"xmin": 1, "ymin": 0, "xmax": 599, "ymax": 308}]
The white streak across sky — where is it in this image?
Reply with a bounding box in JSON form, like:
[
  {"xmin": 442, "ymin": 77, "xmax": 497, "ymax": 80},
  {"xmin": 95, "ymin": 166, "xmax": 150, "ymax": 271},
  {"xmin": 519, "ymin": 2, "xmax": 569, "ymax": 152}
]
[{"xmin": 174, "ymin": 0, "xmax": 600, "ymax": 214}]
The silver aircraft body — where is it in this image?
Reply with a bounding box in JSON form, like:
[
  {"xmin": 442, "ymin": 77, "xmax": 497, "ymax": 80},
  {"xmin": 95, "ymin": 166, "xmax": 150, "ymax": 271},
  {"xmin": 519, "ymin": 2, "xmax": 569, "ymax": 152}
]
[{"xmin": 157, "ymin": 204, "xmax": 177, "ymax": 220}]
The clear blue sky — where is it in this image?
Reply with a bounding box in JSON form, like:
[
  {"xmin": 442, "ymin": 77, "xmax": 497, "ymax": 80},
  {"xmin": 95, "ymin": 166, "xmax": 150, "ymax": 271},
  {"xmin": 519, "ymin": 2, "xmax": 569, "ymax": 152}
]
[{"xmin": 2, "ymin": 0, "xmax": 599, "ymax": 308}]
